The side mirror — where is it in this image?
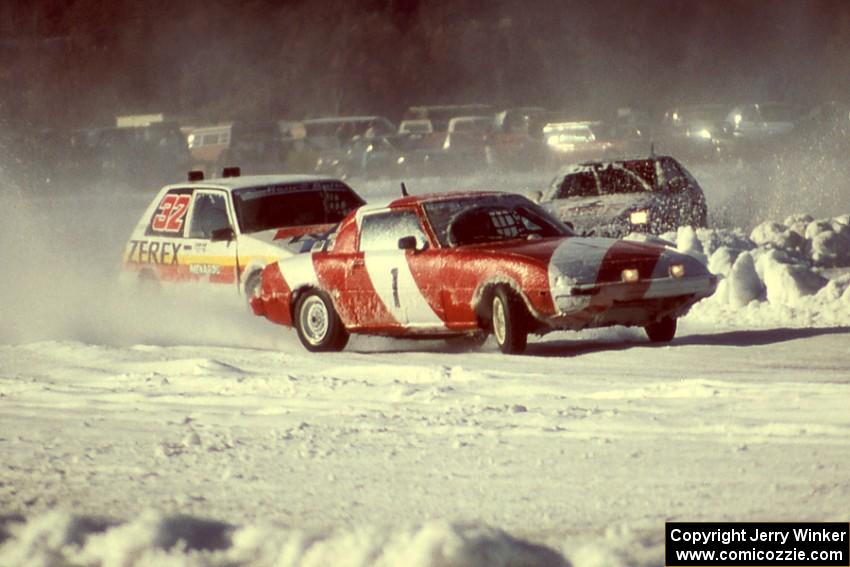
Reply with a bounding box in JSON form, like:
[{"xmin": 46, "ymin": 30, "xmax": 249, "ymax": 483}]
[
  {"xmin": 563, "ymin": 220, "xmax": 575, "ymax": 232},
  {"xmin": 398, "ymin": 235, "xmax": 419, "ymax": 251},
  {"xmin": 211, "ymin": 227, "xmax": 235, "ymax": 242}
]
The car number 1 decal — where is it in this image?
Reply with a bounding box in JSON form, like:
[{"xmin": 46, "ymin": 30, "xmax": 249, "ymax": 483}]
[
  {"xmin": 151, "ymin": 194, "xmax": 191, "ymax": 233},
  {"xmin": 391, "ymin": 267, "xmax": 400, "ymax": 308}
]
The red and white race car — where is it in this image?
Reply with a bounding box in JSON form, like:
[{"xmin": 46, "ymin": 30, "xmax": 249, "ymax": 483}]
[{"xmin": 250, "ymin": 191, "xmax": 717, "ymax": 354}]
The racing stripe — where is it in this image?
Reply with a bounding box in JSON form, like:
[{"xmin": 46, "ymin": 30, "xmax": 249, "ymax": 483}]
[
  {"xmin": 364, "ymin": 250, "xmax": 445, "ymax": 328},
  {"xmin": 547, "ymin": 237, "xmax": 618, "ymax": 290},
  {"xmin": 276, "ymin": 253, "xmax": 319, "ymax": 290}
]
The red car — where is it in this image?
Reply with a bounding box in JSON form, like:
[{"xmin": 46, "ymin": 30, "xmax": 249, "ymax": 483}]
[{"xmin": 250, "ymin": 192, "xmax": 717, "ymax": 354}]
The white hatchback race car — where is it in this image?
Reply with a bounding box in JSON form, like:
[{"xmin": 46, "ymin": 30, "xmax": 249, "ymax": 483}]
[{"xmin": 121, "ymin": 171, "xmax": 365, "ymax": 298}]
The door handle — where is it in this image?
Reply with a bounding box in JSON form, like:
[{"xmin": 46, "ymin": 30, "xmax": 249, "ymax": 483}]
[{"xmin": 352, "ymin": 258, "xmax": 365, "ymax": 268}]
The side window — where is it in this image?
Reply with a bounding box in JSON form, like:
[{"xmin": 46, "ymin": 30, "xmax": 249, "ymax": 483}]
[
  {"xmin": 558, "ymin": 172, "xmax": 597, "ymax": 199},
  {"xmin": 659, "ymin": 158, "xmax": 687, "ymax": 192},
  {"xmin": 598, "ymin": 168, "xmax": 646, "ymax": 195},
  {"xmin": 146, "ymin": 189, "xmax": 192, "ymax": 237},
  {"xmin": 188, "ymin": 192, "xmax": 232, "ymax": 239},
  {"xmin": 359, "ymin": 210, "xmax": 428, "ymax": 252}
]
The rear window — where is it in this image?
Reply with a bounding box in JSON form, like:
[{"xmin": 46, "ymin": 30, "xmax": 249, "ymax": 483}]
[{"xmin": 232, "ymin": 182, "xmax": 364, "ymax": 234}]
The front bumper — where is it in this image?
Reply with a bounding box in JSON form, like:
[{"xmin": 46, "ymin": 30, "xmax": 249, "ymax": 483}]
[
  {"xmin": 567, "ymin": 273, "xmax": 717, "ymax": 301},
  {"xmin": 544, "ymin": 274, "xmax": 718, "ymax": 330}
]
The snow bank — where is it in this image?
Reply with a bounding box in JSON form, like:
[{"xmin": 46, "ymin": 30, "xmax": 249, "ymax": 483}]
[
  {"xmin": 0, "ymin": 511, "xmax": 568, "ymax": 567},
  {"xmin": 667, "ymin": 214, "xmax": 850, "ymax": 327}
]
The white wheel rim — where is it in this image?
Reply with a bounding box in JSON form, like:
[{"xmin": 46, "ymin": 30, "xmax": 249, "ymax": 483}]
[
  {"xmin": 300, "ymin": 296, "xmax": 329, "ymax": 345},
  {"xmin": 493, "ymin": 296, "xmax": 507, "ymax": 345}
]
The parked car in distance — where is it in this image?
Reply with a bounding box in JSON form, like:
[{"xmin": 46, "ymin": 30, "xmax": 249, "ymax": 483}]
[
  {"xmin": 541, "ymin": 120, "xmax": 642, "ymax": 165},
  {"xmin": 658, "ymin": 104, "xmax": 730, "ymax": 161},
  {"xmin": 537, "ymin": 155, "xmax": 708, "ymax": 237},
  {"xmin": 187, "ymin": 124, "xmax": 231, "ymax": 167},
  {"xmin": 251, "ymin": 191, "xmax": 717, "ymax": 354},
  {"xmin": 398, "ymin": 119, "xmax": 434, "ymax": 136},
  {"xmin": 726, "ymin": 103, "xmax": 800, "ymax": 137},
  {"xmin": 121, "ymin": 171, "xmax": 365, "ymax": 299}
]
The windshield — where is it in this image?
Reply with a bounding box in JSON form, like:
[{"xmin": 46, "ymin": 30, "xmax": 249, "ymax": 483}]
[
  {"xmin": 424, "ymin": 194, "xmax": 573, "ymax": 247},
  {"xmin": 233, "ymin": 182, "xmax": 365, "ymax": 233}
]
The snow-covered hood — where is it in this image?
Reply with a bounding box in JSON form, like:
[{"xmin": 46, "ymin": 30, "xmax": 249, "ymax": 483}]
[{"xmin": 472, "ymin": 236, "xmax": 709, "ymax": 287}]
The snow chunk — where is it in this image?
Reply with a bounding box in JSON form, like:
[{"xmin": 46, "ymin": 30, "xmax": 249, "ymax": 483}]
[
  {"xmin": 805, "ymin": 219, "xmax": 834, "ymax": 240},
  {"xmin": 707, "ymin": 246, "xmax": 738, "ymax": 277},
  {"xmin": 815, "ymin": 275, "xmax": 850, "ymax": 302},
  {"xmin": 676, "ymin": 226, "xmax": 707, "ymax": 264},
  {"xmin": 810, "ymin": 230, "xmax": 850, "ymax": 267},
  {"xmin": 0, "ymin": 513, "xmax": 568, "ymax": 567},
  {"xmin": 760, "ymin": 252, "xmax": 828, "ymax": 305},
  {"xmin": 727, "ymin": 252, "xmax": 764, "ymax": 307},
  {"xmin": 783, "ymin": 213, "xmax": 814, "ymax": 238},
  {"xmin": 750, "ymin": 221, "xmax": 805, "ymax": 254}
]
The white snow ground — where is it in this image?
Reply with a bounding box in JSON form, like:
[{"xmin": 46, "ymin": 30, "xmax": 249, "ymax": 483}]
[{"xmin": 1, "ymin": 168, "xmax": 849, "ymax": 566}]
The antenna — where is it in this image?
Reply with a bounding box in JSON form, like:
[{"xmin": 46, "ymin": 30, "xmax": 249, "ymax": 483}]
[{"xmin": 401, "ymin": 182, "xmax": 409, "ymax": 197}]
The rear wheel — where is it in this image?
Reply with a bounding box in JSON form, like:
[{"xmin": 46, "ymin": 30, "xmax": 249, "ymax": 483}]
[
  {"xmin": 294, "ymin": 290, "xmax": 349, "ymax": 352},
  {"xmin": 244, "ymin": 271, "xmax": 262, "ymax": 302},
  {"xmin": 645, "ymin": 317, "xmax": 677, "ymax": 343},
  {"xmin": 491, "ymin": 287, "xmax": 528, "ymax": 354}
]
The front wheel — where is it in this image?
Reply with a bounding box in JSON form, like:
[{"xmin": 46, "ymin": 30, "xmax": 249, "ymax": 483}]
[
  {"xmin": 294, "ymin": 290, "xmax": 349, "ymax": 352},
  {"xmin": 491, "ymin": 287, "xmax": 528, "ymax": 354},
  {"xmin": 645, "ymin": 317, "xmax": 677, "ymax": 343}
]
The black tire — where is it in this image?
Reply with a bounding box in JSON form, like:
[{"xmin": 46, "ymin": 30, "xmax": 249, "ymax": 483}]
[
  {"xmin": 645, "ymin": 317, "xmax": 677, "ymax": 343},
  {"xmin": 491, "ymin": 287, "xmax": 528, "ymax": 354},
  {"xmin": 244, "ymin": 270, "xmax": 262, "ymax": 301},
  {"xmin": 294, "ymin": 290, "xmax": 349, "ymax": 352}
]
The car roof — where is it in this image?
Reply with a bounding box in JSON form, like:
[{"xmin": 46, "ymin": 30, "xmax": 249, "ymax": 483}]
[
  {"xmin": 557, "ymin": 155, "xmax": 673, "ymax": 176},
  {"xmin": 361, "ymin": 191, "xmax": 507, "ymax": 212},
  {"xmin": 303, "ymin": 116, "xmax": 388, "ymax": 124},
  {"xmin": 162, "ymin": 174, "xmax": 346, "ymax": 192}
]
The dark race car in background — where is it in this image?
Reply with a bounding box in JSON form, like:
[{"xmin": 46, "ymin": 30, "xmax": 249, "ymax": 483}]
[
  {"xmin": 536, "ymin": 155, "xmax": 708, "ymax": 238},
  {"xmin": 251, "ymin": 191, "xmax": 717, "ymax": 354}
]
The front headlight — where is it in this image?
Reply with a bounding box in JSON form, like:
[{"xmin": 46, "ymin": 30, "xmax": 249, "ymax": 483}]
[
  {"xmin": 630, "ymin": 210, "xmax": 649, "ymax": 225},
  {"xmin": 621, "ymin": 268, "xmax": 640, "ymax": 283},
  {"xmin": 397, "ymin": 156, "xmax": 405, "ymax": 164},
  {"xmin": 669, "ymin": 264, "xmax": 685, "ymax": 278},
  {"xmin": 695, "ymin": 128, "xmax": 712, "ymax": 140}
]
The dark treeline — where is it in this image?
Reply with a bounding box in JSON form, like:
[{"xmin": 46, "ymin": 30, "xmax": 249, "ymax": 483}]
[{"xmin": 2, "ymin": 0, "xmax": 850, "ymax": 128}]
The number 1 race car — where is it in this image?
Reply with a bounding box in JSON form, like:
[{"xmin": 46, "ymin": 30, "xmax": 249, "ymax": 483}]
[{"xmin": 250, "ymin": 191, "xmax": 718, "ymax": 354}]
